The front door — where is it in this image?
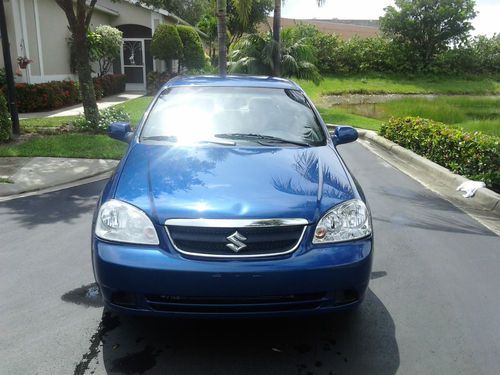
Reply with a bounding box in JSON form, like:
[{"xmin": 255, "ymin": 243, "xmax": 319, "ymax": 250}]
[{"xmin": 121, "ymin": 38, "xmax": 146, "ymax": 91}]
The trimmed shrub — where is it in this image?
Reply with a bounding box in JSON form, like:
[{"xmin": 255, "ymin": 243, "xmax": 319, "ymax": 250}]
[
  {"xmin": 73, "ymin": 106, "xmax": 130, "ymax": 134},
  {"xmin": 380, "ymin": 117, "xmax": 500, "ymax": 192},
  {"xmin": 151, "ymin": 24, "xmax": 183, "ymax": 68},
  {"xmin": 177, "ymin": 25, "xmax": 205, "ymax": 70},
  {"xmin": 93, "ymin": 74, "xmax": 126, "ymax": 99},
  {"xmin": 147, "ymin": 71, "xmax": 177, "ymax": 95},
  {"xmin": 0, "ymin": 68, "xmax": 6, "ymax": 87},
  {"xmin": 2, "ymin": 75, "xmax": 126, "ymax": 113},
  {"xmin": 0, "ymin": 95, "xmax": 11, "ymax": 143},
  {"xmin": 11, "ymin": 80, "xmax": 80, "ymax": 112}
]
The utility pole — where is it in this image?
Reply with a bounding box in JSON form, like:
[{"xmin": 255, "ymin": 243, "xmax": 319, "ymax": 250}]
[{"xmin": 0, "ymin": 0, "xmax": 20, "ymax": 136}]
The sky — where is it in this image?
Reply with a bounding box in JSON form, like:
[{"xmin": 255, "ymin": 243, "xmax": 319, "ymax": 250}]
[{"xmin": 281, "ymin": 0, "xmax": 499, "ymax": 37}]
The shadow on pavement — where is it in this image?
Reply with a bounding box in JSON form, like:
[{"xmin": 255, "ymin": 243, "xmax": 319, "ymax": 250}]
[
  {"xmin": 0, "ymin": 180, "xmax": 106, "ymax": 228},
  {"xmin": 78, "ymin": 289, "xmax": 399, "ymax": 374},
  {"xmin": 372, "ymin": 187, "xmax": 496, "ymax": 237}
]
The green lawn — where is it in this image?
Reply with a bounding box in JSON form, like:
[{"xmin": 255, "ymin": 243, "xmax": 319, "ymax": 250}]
[
  {"xmin": 0, "ymin": 134, "xmax": 127, "ymax": 159},
  {"xmin": 318, "ymin": 107, "xmax": 383, "ymax": 131},
  {"xmin": 298, "ymin": 74, "xmax": 500, "ymax": 101},
  {"xmin": 20, "ymin": 96, "xmax": 154, "ymax": 131},
  {"xmin": 115, "ymin": 96, "xmax": 153, "ymax": 125},
  {"xmin": 21, "ymin": 116, "xmax": 76, "ymax": 128},
  {"xmin": 340, "ymin": 96, "xmax": 500, "ymax": 136},
  {"xmin": 1, "ymin": 96, "xmax": 152, "ymax": 159},
  {"xmin": 5, "ymin": 79, "xmax": 499, "ymax": 160}
]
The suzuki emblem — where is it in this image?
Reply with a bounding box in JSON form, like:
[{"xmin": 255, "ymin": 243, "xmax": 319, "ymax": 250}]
[{"xmin": 226, "ymin": 231, "xmax": 247, "ymax": 253}]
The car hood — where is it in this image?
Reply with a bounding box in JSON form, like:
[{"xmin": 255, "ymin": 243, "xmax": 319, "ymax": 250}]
[{"xmin": 114, "ymin": 143, "xmax": 354, "ymax": 224}]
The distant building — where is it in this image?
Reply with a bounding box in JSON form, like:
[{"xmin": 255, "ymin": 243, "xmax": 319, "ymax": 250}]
[{"xmin": 261, "ymin": 17, "xmax": 379, "ymax": 39}]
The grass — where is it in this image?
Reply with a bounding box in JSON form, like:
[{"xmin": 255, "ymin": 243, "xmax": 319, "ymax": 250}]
[
  {"xmin": 1, "ymin": 96, "xmax": 153, "ymax": 160},
  {"xmin": 115, "ymin": 96, "xmax": 153, "ymax": 125},
  {"xmin": 5, "ymin": 79, "xmax": 499, "ymax": 159},
  {"xmin": 298, "ymin": 74, "xmax": 500, "ymax": 101},
  {"xmin": 19, "ymin": 97, "xmax": 154, "ymax": 130},
  {"xmin": 340, "ymin": 96, "xmax": 500, "ymax": 136},
  {"xmin": 318, "ymin": 107, "xmax": 383, "ymax": 131},
  {"xmin": 0, "ymin": 134, "xmax": 127, "ymax": 159},
  {"xmin": 20, "ymin": 116, "xmax": 76, "ymax": 128}
]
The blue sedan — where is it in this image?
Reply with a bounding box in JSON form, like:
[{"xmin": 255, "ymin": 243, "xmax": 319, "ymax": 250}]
[{"xmin": 92, "ymin": 76, "xmax": 373, "ymax": 317}]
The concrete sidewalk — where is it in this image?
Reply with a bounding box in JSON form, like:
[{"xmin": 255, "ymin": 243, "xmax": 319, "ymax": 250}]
[
  {"xmin": 0, "ymin": 157, "xmax": 118, "ymax": 197},
  {"xmin": 19, "ymin": 92, "xmax": 145, "ymax": 119}
]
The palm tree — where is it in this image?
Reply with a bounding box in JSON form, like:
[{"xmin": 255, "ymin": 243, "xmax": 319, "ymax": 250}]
[
  {"xmin": 216, "ymin": 0, "xmax": 254, "ymax": 76},
  {"xmin": 272, "ymin": 0, "xmax": 326, "ymax": 76},
  {"xmin": 229, "ymin": 29, "xmax": 322, "ymax": 83}
]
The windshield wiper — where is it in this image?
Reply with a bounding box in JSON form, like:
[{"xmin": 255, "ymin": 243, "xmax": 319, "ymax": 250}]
[
  {"xmin": 214, "ymin": 133, "xmax": 310, "ymax": 147},
  {"xmin": 141, "ymin": 135, "xmax": 177, "ymax": 142},
  {"xmin": 141, "ymin": 135, "xmax": 235, "ymax": 146}
]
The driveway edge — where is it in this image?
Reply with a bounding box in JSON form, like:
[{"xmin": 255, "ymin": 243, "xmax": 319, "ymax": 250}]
[{"xmin": 0, "ymin": 158, "xmax": 119, "ymax": 199}]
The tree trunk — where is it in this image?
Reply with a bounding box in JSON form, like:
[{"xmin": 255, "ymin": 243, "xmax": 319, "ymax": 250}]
[
  {"xmin": 272, "ymin": 0, "xmax": 281, "ymax": 77},
  {"xmin": 55, "ymin": 0, "xmax": 99, "ymax": 129},
  {"xmin": 74, "ymin": 32, "xmax": 99, "ymax": 128},
  {"xmin": 216, "ymin": 0, "xmax": 227, "ymax": 76}
]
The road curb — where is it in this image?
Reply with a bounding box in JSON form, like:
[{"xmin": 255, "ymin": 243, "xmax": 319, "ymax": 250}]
[
  {"xmin": 0, "ymin": 169, "xmax": 114, "ymax": 201},
  {"xmin": 0, "ymin": 158, "xmax": 118, "ymax": 198},
  {"xmin": 352, "ymin": 128, "xmax": 500, "ymax": 216}
]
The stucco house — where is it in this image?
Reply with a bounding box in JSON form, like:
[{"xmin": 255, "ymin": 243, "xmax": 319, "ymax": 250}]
[{"xmin": 0, "ymin": 0, "xmax": 190, "ymax": 90}]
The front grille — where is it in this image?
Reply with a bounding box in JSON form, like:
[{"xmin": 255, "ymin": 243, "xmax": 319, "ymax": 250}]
[
  {"xmin": 165, "ymin": 219, "xmax": 307, "ymax": 258},
  {"xmin": 145, "ymin": 293, "xmax": 327, "ymax": 313}
]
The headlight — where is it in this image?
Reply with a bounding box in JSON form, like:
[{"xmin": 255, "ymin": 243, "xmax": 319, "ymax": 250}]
[
  {"xmin": 313, "ymin": 199, "xmax": 371, "ymax": 244},
  {"xmin": 95, "ymin": 199, "xmax": 159, "ymax": 245}
]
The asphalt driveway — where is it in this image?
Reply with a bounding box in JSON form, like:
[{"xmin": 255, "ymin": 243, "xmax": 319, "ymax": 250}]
[{"xmin": 0, "ymin": 142, "xmax": 498, "ymax": 374}]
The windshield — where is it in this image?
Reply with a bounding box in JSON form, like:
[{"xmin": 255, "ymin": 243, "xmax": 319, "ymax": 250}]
[{"xmin": 141, "ymin": 87, "xmax": 326, "ymax": 146}]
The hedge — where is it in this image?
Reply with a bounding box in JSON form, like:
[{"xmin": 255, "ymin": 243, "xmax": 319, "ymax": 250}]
[
  {"xmin": 0, "ymin": 95, "xmax": 11, "ymax": 143},
  {"xmin": 151, "ymin": 24, "xmax": 183, "ymax": 63},
  {"xmin": 380, "ymin": 117, "xmax": 500, "ymax": 192},
  {"xmin": 93, "ymin": 74, "xmax": 126, "ymax": 99},
  {"xmin": 0, "ymin": 74, "xmax": 126, "ymax": 113},
  {"xmin": 177, "ymin": 25, "xmax": 205, "ymax": 70},
  {"xmin": 12, "ymin": 80, "xmax": 80, "ymax": 112}
]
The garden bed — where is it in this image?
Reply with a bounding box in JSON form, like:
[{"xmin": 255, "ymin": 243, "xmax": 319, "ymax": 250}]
[{"xmin": 0, "ymin": 74, "xmax": 126, "ymax": 113}]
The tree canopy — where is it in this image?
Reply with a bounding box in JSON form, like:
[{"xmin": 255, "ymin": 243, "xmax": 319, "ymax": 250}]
[
  {"xmin": 159, "ymin": 0, "xmax": 211, "ymax": 25},
  {"xmin": 227, "ymin": 0, "xmax": 273, "ymax": 44},
  {"xmin": 380, "ymin": 0, "xmax": 477, "ymax": 67},
  {"xmin": 88, "ymin": 25, "xmax": 123, "ymax": 76}
]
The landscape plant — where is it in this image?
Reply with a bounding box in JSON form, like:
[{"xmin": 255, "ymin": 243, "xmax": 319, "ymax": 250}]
[
  {"xmin": 177, "ymin": 25, "xmax": 206, "ymax": 70},
  {"xmin": 227, "ymin": 0, "xmax": 273, "ymax": 44},
  {"xmin": 380, "ymin": 0, "xmax": 477, "ymax": 69},
  {"xmin": 380, "ymin": 117, "xmax": 500, "ymax": 191},
  {"xmin": 271, "ymin": 0, "xmax": 326, "ymax": 76},
  {"xmin": 229, "ymin": 29, "xmax": 322, "ymax": 83},
  {"xmin": 151, "ymin": 24, "xmax": 184, "ymax": 73},
  {"xmin": 73, "ymin": 106, "xmax": 130, "ymax": 133},
  {"xmin": 93, "ymin": 74, "xmax": 127, "ymax": 99},
  {"xmin": 88, "ymin": 25, "xmax": 123, "ymax": 76},
  {"xmin": 197, "ymin": 14, "xmax": 218, "ymax": 64},
  {"xmin": 12, "ymin": 80, "xmax": 80, "ymax": 112},
  {"xmin": 0, "ymin": 95, "xmax": 11, "ymax": 143}
]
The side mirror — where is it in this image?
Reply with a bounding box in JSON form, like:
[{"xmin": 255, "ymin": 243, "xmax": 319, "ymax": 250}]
[
  {"xmin": 331, "ymin": 125, "xmax": 358, "ymax": 146},
  {"xmin": 108, "ymin": 122, "xmax": 133, "ymax": 143}
]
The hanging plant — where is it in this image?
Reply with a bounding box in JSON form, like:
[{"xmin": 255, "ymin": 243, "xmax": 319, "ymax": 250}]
[{"xmin": 17, "ymin": 56, "xmax": 33, "ymax": 69}]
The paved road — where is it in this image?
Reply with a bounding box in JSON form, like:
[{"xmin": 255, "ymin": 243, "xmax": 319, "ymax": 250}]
[{"xmin": 1, "ymin": 142, "xmax": 499, "ymax": 375}]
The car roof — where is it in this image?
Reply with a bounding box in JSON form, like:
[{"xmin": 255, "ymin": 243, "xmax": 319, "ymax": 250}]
[{"xmin": 163, "ymin": 75, "xmax": 301, "ymax": 90}]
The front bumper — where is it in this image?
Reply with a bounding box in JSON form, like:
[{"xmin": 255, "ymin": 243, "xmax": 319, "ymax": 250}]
[{"xmin": 93, "ymin": 236, "xmax": 373, "ymax": 318}]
